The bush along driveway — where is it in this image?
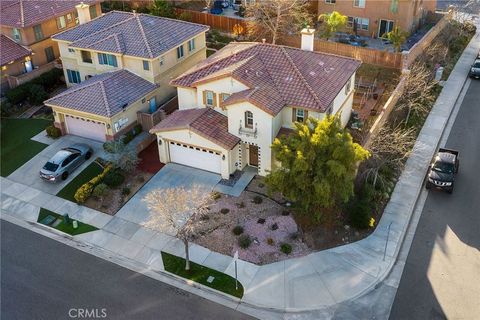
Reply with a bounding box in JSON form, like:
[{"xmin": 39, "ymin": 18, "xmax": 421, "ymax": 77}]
[
  {"xmin": 0, "ymin": 118, "xmax": 51, "ymax": 177},
  {"xmin": 56, "ymin": 161, "xmax": 104, "ymax": 202}
]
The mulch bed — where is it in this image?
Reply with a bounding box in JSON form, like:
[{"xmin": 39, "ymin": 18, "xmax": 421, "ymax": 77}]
[{"xmin": 137, "ymin": 142, "xmax": 164, "ymax": 174}]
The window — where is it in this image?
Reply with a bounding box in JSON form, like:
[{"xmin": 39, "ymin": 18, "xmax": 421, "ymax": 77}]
[
  {"xmin": 325, "ymin": 0, "xmax": 336, "ymax": 3},
  {"xmin": 67, "ymin": 13, "xmax": 73, "ymax": 23},
  {"xmin": 295, "ymin": 108, "xmax": 305, "ymax": 123},
  {"xmin": 188, "ymin": 38, "xmax": 195, "ymax": 52},
  {"xmin": 57, "ymin": 16, "xmax": 66, "ymax": 29},
  {"xmin": 177, "ymin": 45, "xmax": 184, "ymax": 59},
  {"xmin": 353, "ymin": 0, "xmax": 366, "ymax": 8},
  {"xmin": 66, "ymin": 69, "xmax": 81, "ymax": 84},
  {"xmin": 358, "ymin": 18, "xmax": 369, "ymax": 30},
  {"xmin": 33, "ymin": 24, "xmax": 44, "ymax": 41},
  {"xmin": 68, "ymin": 48, "xmax": 75, "ymax": 53},
  {"xmin": 89, "ymin": 5, "xmax": 97, "ymax": 19},
  {"xmin": 98, "ymin": 53, "xmax": 118, "ymax": 67},
  {"xmin": 74, "ymin": 11, "xmax": 79, "ymax": 24},
  {"xmin": 345, "ymin": 78, "xmax": 352, "ymax": 94},
  {"xmin": 220, "ymin": 93, "xmax": 230, "ymax": 102},
  {"xmin": 143, "ymin": 60, "xmax": 150, "ymax": 70},
  {"xmin": 245, "ymin": 111, "xmax": 254, "ymax": 128},
  {"xmin": 81, "ymin": 50, "xmax": 92, "ymax": 63},
  {"xmin": 347, "ymin": 16, "xmax": 354, "ymax": 28},
  {"xmin": 45, "ymin": 46, "xmax": 55, "ymax": 62},
  {"xmin": 205, "ymin": 91, "xmax": 214, "ymax": 106},
  {"xmin": 159, "ymin": 56, "xmax": 165, "ymax": 66},
  {"xmin": 12, "ymin": 28, "xmax": 21, "ymax": 42}
]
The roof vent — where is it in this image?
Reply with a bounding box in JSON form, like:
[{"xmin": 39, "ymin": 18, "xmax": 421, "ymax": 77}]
[
  {"xmin": 285, "ymin": 76, "xmax": 293, "ymax": 82},
  {"xmin": 256, "ymin": 71, "xmax": 263, "ymax": 77},
  {"xmin": 309, "ymin": 71, "xmax": 316, "ymax": 76},
  {"xmin": 318, "ymin": 61, "xmax": 324, "ymax": 66}
]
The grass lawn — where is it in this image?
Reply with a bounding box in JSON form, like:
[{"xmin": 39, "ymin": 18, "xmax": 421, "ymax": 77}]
[
  {"xmin": 37, "ymin": 208, "xmax": 98, "ymax": 235},
  {"xmin": 56, "ymin": 161, "xmax": 103, "ymax": 202},
  {"xmin": 161, "ymin": 251, "xmax": 244, "ymax": 298},
  {"xmin": 0, "ymin": 118, "xmax": 52, "ymax": 177}
]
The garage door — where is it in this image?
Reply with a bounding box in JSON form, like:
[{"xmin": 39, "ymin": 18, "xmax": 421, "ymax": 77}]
[
  {"xmin": 65, "ymin": 116, "xmax": 106, "ymax": 142},
  {"xmin": 168, "ymin": 142, "xmax": 221, "ymax": 174}
]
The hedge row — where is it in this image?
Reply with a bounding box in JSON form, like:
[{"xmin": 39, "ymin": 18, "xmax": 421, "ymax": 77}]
[
  {"xmin": 74, "ymin": 164, "xmax": 112, "ymax": 203},
  {"xmin": 5, "ymin": 68, "xmax": 63, "ymax": 105}
]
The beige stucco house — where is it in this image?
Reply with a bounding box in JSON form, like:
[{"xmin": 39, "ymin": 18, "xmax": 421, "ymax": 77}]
[
  {"xmin": 45, "ymin": 9, "xmax": 209, "ymax": 142},
  {"xmin": 150, "ymin": 31, "xmax": 361, "ymax": 179}
]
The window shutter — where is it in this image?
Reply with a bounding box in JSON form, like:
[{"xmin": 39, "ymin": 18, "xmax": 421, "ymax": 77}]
[
  {"xmin": 212, "ymin": 93, "xmax": 217, "ymax": 107},
  {"xmin": 202, "ymin": 91, "xmax": 207, "ymax": 105},
  {"xmin": 304, "ymin": 110, "xmax": 308, "ymax": 122},
  {"xmin": 292, "ymin": 108, "xmax": 297, "ymax": 122}
]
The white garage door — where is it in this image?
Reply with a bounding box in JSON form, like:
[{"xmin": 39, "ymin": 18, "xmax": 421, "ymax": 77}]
[
  {"xmin": 65, "ymin": 116, "xmax": 106, "ymax": 142},
  {"xmin": 168, "ymin": 142, "xmax": 221, "ymax": 174}
]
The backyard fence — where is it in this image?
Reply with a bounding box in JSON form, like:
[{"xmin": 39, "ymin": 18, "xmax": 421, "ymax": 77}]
[
  {"xmin": 175, "ymin": 8, "xmax": 248, "ymax": 34},
  {"xmin": 137, "ymin": 96, "xmax": 178, "ymax": 132}
]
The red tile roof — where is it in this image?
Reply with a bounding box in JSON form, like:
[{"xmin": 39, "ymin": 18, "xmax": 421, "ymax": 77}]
[
  {"xmin": 150, "ymin": 108, "xmax": 240, "ymax": 150},
  {"xmin": 0, "ymin": 0, "xmax": 98, "ymax": 28},
  {"xmin": 172, "ymin": 42, "xmax": 361, "ymax": 115},
  {"xmin": 0, "ymin": 34, "xmax": 31, "ymax": 66}
]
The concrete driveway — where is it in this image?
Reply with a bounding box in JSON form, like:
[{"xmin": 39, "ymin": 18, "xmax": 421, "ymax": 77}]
[
  {"xmin": 115, "ymin": 164, "xmax": 221, "ymax": 230},
  {"xmin": 8, "ymin": 134, "xmax": 105, "ymax": 195}
]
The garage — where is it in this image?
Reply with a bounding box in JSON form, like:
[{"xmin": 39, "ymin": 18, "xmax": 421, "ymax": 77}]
[
  {"xmin": 65, "ymin": 115, "xmax": 106, "ymax": 142},
  {"xmin": 168, "ymin": 141, "xmax": 221, "ymax": 174}
]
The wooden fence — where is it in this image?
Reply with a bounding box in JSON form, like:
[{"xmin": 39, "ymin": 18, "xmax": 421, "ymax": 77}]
[
  {"xmin": 137, "ymin": 96, "xmax": 178, "ymax": 132},
  {"xmin": 175, "ymin": 8, "xmax": 248, "ymax": 33}
]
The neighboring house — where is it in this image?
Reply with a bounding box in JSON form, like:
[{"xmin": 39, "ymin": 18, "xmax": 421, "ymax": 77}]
[
  {"xmin": 44, "ymin": 70, "xmax": 158, "ymax": 141},
  {"xmin": 150, "ymin": 30, "xmax": 361, "ymax": 179},
  {"xmin": 318, "ymin": 0, "xmax": 437, "ymax": 37},
  {"xmin": 0, "ymin": 34, "xmax": 32, "ymax": 92},
  {"xmin": 0, "ymin": 0, "xmax": 102, "ymax": 69},
  {"xmin": 46, "ymin": 10, "xmax": 209, "ymax": 142}
]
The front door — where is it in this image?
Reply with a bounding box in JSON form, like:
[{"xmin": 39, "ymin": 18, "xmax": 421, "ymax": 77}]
[
  {"xmin": 378, "ymin": 19, "xmax": 394, "ymax": 38},
  {"xmin": 249, "ymin": 145, "xmax": 258, "ymax": 167}
]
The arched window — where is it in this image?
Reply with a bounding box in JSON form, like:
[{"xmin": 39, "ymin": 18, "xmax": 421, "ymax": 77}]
[{"xmin": 245, "ymin": 111, "xmax": 253, "ymax": 128}]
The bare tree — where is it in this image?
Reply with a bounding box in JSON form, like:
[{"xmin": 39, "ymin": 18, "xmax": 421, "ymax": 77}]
[
  {"xmin": 143, "ymin": 185, "xmax": 212, "ymax": 271},
  {"xmin": 245, "ymin": 0, "xmax": 312, "ymax": 44},
  {"xmin": 396, "ymin": 63, "xmax": 438, "ymax": 126},
  {"xmin": 104, "ymin": 141, "xmax": 140, "ymax": 173},
  {"xmin": 364, "ymin": 125, "xmax": 416, "ymax": 187}
]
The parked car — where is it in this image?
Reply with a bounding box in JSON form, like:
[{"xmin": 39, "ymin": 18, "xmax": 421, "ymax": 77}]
[
  {"xmin": 469, "ymin": 58, "xmax": 480, "ymax": 79},
  {"xmin": 40, "ymin": 144, "xmax": 93, "ymax": 182},
  {"xmin": 425, "ymin": 148, "xmax": 459, "ymax": 194}
]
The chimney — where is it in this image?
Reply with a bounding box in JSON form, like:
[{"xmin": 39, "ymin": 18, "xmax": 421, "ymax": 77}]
[
  {"xmin": 75, "ymin": 2, "xmax": 91, "ymax": 25},
  {"xmin": 301, "ymin": 27, "xmax": 315, "ymax": 51}
]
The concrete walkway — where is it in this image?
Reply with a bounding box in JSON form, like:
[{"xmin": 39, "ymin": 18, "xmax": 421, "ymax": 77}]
[{"xmin": 1, "ymin": 25, "xmax": 478, "ymax": 317}]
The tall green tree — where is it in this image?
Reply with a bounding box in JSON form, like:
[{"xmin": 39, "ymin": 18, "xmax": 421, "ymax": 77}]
[
  {"xmin": 318, "ymin": 11, "xmax": 347, "ymax": 40},
  {"xmin": 266, "ymin": 116, "xmax": 370, "ymax": 221},
  {"xmin": 150, "ymin": 0, "xmax": 176, "ymax": 19},
  {"xmin": 386, "ymin": 26, "xmax": 408, "ymax": 52}
]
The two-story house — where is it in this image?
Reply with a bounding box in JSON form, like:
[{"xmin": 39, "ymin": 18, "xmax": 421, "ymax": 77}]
[
  {"xmin": 318, "ymin": 0, "xmax": 437, "ymax": 38},
  {"xmin": 44, "ymin": 10, "xmax": 209, "ymax": 142},
  {"xmin": 0, "ymin": 0, "xmax": 102, "ymax": 88},
  {"xmin": 150, "ymin": 29, "xmax": 361, "ymax": 179}
]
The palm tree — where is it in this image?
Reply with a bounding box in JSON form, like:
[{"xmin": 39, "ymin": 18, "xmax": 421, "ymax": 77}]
[
  {"xmin": 318, "ymin": 11, "xmax": 347, "ymax": 40},
  {"xmin": 386, "ymin": 26, "xmax": 408, "ymax": 52}
]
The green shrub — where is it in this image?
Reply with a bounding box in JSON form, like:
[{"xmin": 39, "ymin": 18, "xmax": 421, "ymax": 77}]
[
  {"xmin": 220, "ymin": 208, "xmax": 230, "ymax": 214},
  {"xmin": 5, "ymin": 85, "xmax": 28, "ymax": 104},
  {"xmin": 252, "ymin": 196, "xmax": 263, "ymax": 204},
  {"xmin": 349, "ymin": 199, "xmax": 371, "ymax": 229},
  {"xmin": 270, "ymin": 223, "xmax": 278, "ymax": 231},
  {"xmin": 238, "ymin": 234, "xmax": 251, "ymax": 249},
  {"xmin": 267, "ymin": 238, "xmax": 274, "ymax": 246},
  {"xmin": 212, "ymin": 191, "xmax": 221, "ymax": 200},
  {"xmin": 28, "ymin": 84, "xmax": 49, "ymax": 105},
  {"xmin": 104, "ymin": 169, "xmax": 125, "ymax": 187},
  {"xmin": 133, "ymin": 124, "xmax": 142, "ymax": 135},
  {"xmin": 232, "ymin": 225, "xmax": 244, "ymax": 235},
  {"xmin": 74, "ymin": 165, "xmax": 112, "ymax": 203},
  {"xmin": 122, "ymin": 131, "xmax": 134, "ymax": 144},
  {"xmin": 280, "ymin": 243, "xmax": 292, "ymax": 255},
  {"xmin": 93, "ymin": 183, "xmax": 108, "ymax": 198},
  {"xmin": 46, "ymin": 125, "xmax": 61, "ymax": 138},
  {"xmin": 121, "ymin": 187, "xmax": 131, "ymax": 196},
  {"xmin": 103, "ymin": 141, "xmax": 115, "ymax": 153}
]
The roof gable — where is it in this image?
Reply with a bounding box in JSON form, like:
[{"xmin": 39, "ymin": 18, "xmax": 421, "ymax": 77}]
[{"xmin": 0, "ymin": 34, "xmax": 31, "ymax": 66}]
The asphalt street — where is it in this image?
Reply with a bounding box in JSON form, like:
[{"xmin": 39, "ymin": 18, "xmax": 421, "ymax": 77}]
[
  {"xmin": 390, "ymin": 79, "xmax": 480, "ymax": 319},
  {"xmin": 0, "ymin": 221, "xmax": 255, "ymax": 320}
]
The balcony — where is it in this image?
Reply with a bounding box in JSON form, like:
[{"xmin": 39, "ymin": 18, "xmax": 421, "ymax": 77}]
[
  {"xmin": 238, "ymin": 120, "xmax": 257, "ymax": 138},
  {"xmin": 6, "ymin": 60, "xmax": 62, "ymax": 89}
]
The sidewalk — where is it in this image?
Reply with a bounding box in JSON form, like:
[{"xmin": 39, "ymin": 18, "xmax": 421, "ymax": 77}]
[{"xmin": 1, "ymin": 24, "xmax": 479, "ymax": 318}]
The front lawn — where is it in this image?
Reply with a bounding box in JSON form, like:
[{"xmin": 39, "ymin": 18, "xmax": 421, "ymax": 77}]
[
  {"xmin": 37, "ymin": 208, "xmax": 98, "ymax": 235},
  {"xmin": 56, "ymin": 161, "xmax": 103, "ymax": 202},
  {"xmin": 161, "ymin": 252, "xmax": 244, "ymax": 298},
  {"xmin": 0, "ymin": 118, "xmax": 51, "ymax": 177}
]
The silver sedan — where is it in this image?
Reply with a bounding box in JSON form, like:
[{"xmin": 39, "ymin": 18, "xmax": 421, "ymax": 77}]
[{"xmin": 40, "ymin": 144, "xmax": 93, "ymax": 182}]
